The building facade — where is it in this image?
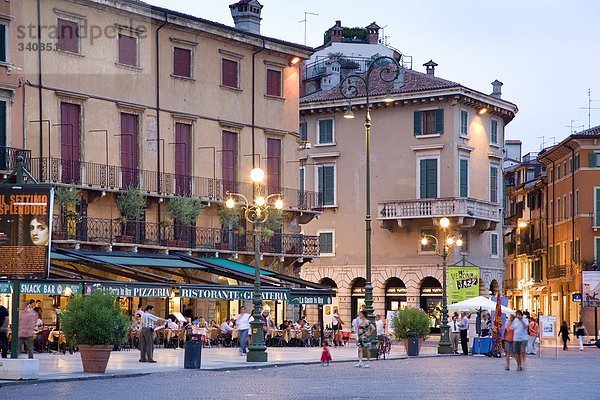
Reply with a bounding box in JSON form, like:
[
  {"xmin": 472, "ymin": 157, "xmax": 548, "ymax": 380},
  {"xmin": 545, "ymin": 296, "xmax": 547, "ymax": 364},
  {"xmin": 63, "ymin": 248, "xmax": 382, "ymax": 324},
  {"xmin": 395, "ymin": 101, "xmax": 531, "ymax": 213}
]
[
  {"xmin": 299, "ymin": 21, "xmax": 518, "ymax": 328},
  {"xmin": 2, "ymin": 0, "xmax": 323, "ymax": 326}
]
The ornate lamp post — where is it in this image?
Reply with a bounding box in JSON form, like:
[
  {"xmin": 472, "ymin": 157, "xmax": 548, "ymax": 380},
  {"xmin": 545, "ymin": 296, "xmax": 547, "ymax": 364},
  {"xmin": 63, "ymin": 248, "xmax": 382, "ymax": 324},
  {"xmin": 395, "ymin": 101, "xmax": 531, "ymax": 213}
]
[
  {"xmin": 225, "ymin": 166, "xmax": 284, "ymax": 362},
  {"xmin": 338, "ymin": 56, "xmax": 401, "ymax": 355},
  {"xmin": 420, "ymin": 217, "xmax": 463, "ymax": 354}
]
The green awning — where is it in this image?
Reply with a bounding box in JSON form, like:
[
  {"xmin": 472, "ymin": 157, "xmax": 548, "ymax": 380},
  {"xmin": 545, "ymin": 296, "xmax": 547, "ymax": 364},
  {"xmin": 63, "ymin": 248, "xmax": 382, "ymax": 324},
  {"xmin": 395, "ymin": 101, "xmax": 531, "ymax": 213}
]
[
  {"xmin": 199, "ymin": 257, "xmax": 274, "ymax": 277},
  {"xmin": 51, "ymin": 252, "xmax": 78, "ymax": 261},
  {"xmin": 86, "ymin": 255, "xmax": 203, "ymax": 269}
]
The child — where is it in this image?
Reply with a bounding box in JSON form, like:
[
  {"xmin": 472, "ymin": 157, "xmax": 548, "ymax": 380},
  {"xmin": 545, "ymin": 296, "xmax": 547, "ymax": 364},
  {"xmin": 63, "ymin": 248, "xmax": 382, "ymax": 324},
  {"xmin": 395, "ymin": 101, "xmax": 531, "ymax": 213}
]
[{"xmin": 321, "ymin": 342, "xmax": 332, "ymax": 366}]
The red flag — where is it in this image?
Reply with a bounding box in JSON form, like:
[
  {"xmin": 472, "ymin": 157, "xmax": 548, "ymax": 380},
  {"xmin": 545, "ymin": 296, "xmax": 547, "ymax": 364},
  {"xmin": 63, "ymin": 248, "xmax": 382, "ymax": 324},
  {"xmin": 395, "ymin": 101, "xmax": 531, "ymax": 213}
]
[{"xmin": 492, "ymin": 291, "xmax": 503, "ymax": 355}]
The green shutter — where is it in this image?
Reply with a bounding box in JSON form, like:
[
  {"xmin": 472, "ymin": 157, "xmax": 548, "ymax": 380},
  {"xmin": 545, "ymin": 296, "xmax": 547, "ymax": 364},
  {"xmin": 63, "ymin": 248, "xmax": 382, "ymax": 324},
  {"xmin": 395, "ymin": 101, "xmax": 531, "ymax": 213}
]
[
  {"xmin": 549, "ymin": 247, "xmax": 554, "ymax": 267},
  {"xmin": 299, "ymin": 122, "xmax": 307, "ymax": 142},
  {"xmin": 596, "ymin": 188, "xmax": 600, "ymax": 226},
  {"xmin": 414, "ymin": 111, "xmax": 422, "ymax": 136},
  {"xmin": 596, "ymin": 238, "xmax": 600, "ymax": 263},
  {"xmin": 590, "ymin": 152, "xmax": 597, "ymax": 168},
  {"xmin": 435, "ymin": 109, "xmax": 444, "ymax": 134},
  {"xmin": 319, "ymin": 166, "xmax": 334, "ymax": 206},
  {"xmin": 0, "ymin": 25, "xmax": 5, "ymax": 63},
  {"xmin": 427, "ymin": 159, "xmax": 437, "ymax": 198},
  {"xmin": 420, "ymin": 160, "xmax": 426, "ymax": 198},
  {"xmin": 460, "ymin": 159, "xmax": 468, "ymax": 197}
]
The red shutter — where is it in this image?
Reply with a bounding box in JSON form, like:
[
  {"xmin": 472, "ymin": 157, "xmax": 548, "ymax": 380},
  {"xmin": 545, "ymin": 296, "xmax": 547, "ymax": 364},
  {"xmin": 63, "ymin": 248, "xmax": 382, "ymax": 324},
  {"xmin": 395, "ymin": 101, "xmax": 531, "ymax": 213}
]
[
  {"xmin": 222, "ymin": 59, "xmax": 238, "ymax": 88},
  {"xmin": 173, "ymin": 47, "xmax": 191, "ymax": 77},
  {"xmin": 60, "ymin": 103, "xmax": 80, "ymax": 183},
  {"xmin": 222, "ymin": 131, "xmax": 237, "ymax": 193},
  {"xmin": 118, "ymin": 34, "xmax": 137, "ymax": 66},
  {"xmin": 266, "ymin": 69, "xmax": 281, "ymax": 97},
  {"xmin": 267, "ymin": 138, "xmax": 281, "ymax": 193},
  {"xmin": 175, "ymin": 123, "xmax": 191, "ymax": 195},
  {"xmin": 120, "ymin": 113, "xmax": 139, "ymax": 189},
  {"xmin": 57, "ymin": 19, "xmax": 79, "ymax": 53}
]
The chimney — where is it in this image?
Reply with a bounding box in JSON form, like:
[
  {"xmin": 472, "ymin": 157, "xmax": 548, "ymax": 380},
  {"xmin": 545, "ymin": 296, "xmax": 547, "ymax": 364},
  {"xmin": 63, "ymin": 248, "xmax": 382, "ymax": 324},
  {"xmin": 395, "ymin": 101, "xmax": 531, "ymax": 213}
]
[
  {"xmin": 329, "ymin": 20, "xmax": 343, "ymax": 43},
  {"xmin": 366, "ymin": 22, "xmax": 380, "ymax": 44},
  {"xmin": 229, "ymin": 0, "xmax": 263, "ymax": 34},
  {"xmin": 491, "ymin": 79, "xmax": 503, "ymax": 99},
  {"xmin": 423, "ymin": 60, "xmax": 438, "ymax": 76}
]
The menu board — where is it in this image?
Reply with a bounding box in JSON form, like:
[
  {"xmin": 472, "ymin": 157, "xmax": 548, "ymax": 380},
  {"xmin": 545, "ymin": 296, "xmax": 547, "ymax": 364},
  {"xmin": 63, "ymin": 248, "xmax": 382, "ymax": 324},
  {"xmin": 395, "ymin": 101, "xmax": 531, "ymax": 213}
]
[{"xmin": 0, "ymin": 185, "xmax": 54, "ymax": 279}]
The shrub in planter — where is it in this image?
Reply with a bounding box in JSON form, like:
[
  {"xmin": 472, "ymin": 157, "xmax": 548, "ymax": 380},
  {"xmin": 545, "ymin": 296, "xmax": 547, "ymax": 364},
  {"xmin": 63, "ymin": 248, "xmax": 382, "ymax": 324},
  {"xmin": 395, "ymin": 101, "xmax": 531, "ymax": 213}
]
[
  {"xmin": 391, "ymin": 307, "xmax": 430, "ymax": 355},
  {"xmin": 116, "ymin": 186, "xmax": 146, "ymax": 223},
  {"xmin": 55, "ymin": 184, "xmax": 81, "ymax": 238},
  {"xmin": 61, "ymin": 291, "xmax": 130, "ymax": 373},
  {"xmin": 167, "ymin": 196, "xmax": 205, "ymax": 226}
]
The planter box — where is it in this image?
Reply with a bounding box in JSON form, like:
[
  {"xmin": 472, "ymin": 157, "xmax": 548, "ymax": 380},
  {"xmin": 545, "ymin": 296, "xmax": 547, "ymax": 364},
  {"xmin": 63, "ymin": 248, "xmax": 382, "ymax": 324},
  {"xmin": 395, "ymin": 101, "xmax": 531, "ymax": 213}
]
[
  {"xmin": 79, "ymin": 344, "xmax": 113, "ymax": 373},
  {"xmin": 115, "ymin": 235, "xmax": 133, "ymax": 243}
]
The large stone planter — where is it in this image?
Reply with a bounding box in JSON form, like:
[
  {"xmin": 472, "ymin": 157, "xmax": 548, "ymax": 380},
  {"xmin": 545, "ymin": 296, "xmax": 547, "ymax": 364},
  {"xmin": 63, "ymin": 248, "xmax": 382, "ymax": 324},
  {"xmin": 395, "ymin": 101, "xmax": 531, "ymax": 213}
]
[{"xmin": 79, "ymin": 345, "xmax": 113, "ymax": 373}]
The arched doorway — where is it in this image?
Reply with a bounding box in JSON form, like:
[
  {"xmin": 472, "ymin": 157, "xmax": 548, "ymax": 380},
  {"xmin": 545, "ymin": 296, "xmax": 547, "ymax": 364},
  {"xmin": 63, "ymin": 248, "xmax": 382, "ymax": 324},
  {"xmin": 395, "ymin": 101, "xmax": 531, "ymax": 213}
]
[
  {"xmin": 489, "ymin": 280, "xmax": 499, "ymax": 296},
  {"xmin": 420, "ymin": 276, "xmax": 443, "ymax": 333},
  {"xmin": 319, "ymin": 278, "xmax": 338, "ymax": 329},
  {"xmin": 351, "ymin": 277, "xmax": 366, "ymax": 320},
  {"xmin": 385, "ymin": 277, "xmax": 407, "ymax": 314}
]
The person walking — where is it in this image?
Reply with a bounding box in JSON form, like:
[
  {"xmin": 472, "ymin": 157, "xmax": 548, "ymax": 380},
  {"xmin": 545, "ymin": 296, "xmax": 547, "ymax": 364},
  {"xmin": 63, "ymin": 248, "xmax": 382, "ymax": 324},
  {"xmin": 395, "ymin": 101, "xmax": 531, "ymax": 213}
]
[
  {"xmin": 18, "ymin": 300, "xmax": 38, "ymax": 359},
  {"xmin": 0, "ymin": 305, "xmax": 9, "ymax": 358},
  {"xmin": 559, "ymin": 321, "xmax": 570, "ymax": 351},
  {"xmin": 504, "ymin": 314, "xmax": 515, "ymax": 371},
  {"xmin": 511, "ymin": 310, "xmax": 529, "ymax": 371},
  {"xmin": 320, "ymin": 342, "xmax": 332, "ymax": 366},
  {"xmin": 575, "ymin": 321, "xmax": 587, "ymax": 351},
  {"xmin": 355, "ymin": 311, "xmax": 375, "ymax": 368},
  {"xmin": 459, "ymin": 312, "xmax": 470, "ymax": 355},
  {"xmin": 527, "ymin": 316, "xmax": 539, "ymax": 355},
  {"xmin": 139, "ymin": 305, "xmax": 166, "ymax": 363},
  {"xmin": 235, "ymin": 306, "xmax": 252, "ymax": 356},
  {"xmin": 449, "ymin": 314, "xmax": 461, "ymax": 354},
  {"xmin": 331, "ymin": 312, "xmax": 344, "ymax": 347}
]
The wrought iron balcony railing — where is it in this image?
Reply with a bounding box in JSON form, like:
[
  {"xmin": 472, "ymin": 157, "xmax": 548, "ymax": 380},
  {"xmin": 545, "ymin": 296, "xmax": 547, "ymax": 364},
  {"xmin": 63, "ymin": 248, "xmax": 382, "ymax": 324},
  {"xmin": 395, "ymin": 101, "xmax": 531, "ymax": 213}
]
[
  {"xmin": 51, "ymin": 216, "xmax": 320, "ymax": 257},
  {"xmin": 0, "ymin": 146, "xmax": 32, "ymax": 172},
  {"xmin": 547, "ymin": 265, "xmax": 567, "ymax": 279}
]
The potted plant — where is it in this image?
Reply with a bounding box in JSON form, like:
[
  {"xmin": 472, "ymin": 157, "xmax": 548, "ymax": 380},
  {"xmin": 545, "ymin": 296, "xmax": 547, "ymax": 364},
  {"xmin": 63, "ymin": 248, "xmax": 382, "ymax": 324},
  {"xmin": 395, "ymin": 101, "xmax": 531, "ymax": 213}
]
[
  {"xmin": 260, "ymin": 209, "xmax": 284, "ymax": 252},
  {"xmin": 217, "ymin": 205, "xmax": 241, "ymax": 249},
  {"xmin": 116, "ymin": 186, "xmax": 146, "ymax": 243},
  {"xmin": 54, "ymin": 185, "xmax": 81, "ymax": 240},
  {"xmin": 165, "ymin": 196, "xmax": 205, "ymax": 247},
  {"xmin": 391, "ymin": 307, "xmax": 430, "ymax": 356},
  {"xmin": 60, "ymin": 290, "xmax": 130, "ymax": 373}
]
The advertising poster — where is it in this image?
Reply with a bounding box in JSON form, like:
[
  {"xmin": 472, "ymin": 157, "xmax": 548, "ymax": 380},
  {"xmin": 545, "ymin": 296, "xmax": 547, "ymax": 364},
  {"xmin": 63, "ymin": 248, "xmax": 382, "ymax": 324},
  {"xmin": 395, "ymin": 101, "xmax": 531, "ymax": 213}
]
[
  {"xmin": 0, "ymin": 185, "xmax": 54, "ymax": 279},
  {"xmin": 386, "ymin": 310, "xmax": 396, "ymax": 334},
  {"xmin": 582, "ymin": 271, "xmax": 600, "ymax": 307},
  {"xmin": 448, "ymin": 266, "xmax": 479, "ymax": 304},
  {"xmin": 539, "ymin": 315, "xmax": 557, "ymax": 338}
]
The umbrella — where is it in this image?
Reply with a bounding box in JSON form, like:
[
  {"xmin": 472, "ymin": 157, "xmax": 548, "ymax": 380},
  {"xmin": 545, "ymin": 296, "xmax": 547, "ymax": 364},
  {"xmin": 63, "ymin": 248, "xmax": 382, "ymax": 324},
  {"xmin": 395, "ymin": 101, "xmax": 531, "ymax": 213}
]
[{"xmin": 448, "ymin": 296, "xmax": 515, "ymax": 314}]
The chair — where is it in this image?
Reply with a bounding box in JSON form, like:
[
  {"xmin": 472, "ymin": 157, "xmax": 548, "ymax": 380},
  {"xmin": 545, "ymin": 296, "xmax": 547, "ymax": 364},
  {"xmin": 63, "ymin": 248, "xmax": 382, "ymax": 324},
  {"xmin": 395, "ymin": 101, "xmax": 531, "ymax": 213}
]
[{"xmin": 208, "ymin": 329, "xmax": 220, "ymax": 347}]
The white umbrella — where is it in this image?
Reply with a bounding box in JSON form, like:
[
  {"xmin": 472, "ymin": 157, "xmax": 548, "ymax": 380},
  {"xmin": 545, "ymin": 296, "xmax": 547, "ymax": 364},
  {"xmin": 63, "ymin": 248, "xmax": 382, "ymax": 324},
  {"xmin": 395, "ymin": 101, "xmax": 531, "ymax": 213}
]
[{"xmin": 448, "ymin": 296, "xmax": 515, "ymax": 314}]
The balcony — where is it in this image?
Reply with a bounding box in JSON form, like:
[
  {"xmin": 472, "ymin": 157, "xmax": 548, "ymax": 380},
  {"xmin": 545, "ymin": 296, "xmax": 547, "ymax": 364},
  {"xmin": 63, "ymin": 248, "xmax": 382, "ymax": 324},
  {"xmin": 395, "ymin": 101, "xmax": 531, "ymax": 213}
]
[
  {"xmin": 377, "ymin": 197, "xmax": 500, "ymax": 231},
  {"xmin": 0, "ymin": 146, "xmax": 32, "ymax": 172},
  {"xmin": 27, "ymin": 157, "xmax": 322, "ymax": 214},
  {"xmin": 517, "ymin": 242, "xmax": 533, "ymax": 256},
  {"xmin": 532, "ymin": 237, "xmax": 547, "ymax": 253},
  {"xmin": 52, "ymin": 216, "xmax": 320, "ymax": 258},
  {"xmin": 547, "ymin": 265, "xmax": 568, "ymax": 280},
  {"xmin": 504, "ymin": 278, "xmax": 517, "ymax": 289}
]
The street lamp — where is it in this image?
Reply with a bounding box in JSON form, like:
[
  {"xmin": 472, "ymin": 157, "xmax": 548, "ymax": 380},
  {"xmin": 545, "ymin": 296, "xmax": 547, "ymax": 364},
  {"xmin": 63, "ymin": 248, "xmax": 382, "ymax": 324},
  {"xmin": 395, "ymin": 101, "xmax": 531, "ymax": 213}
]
[
  {"xmin": 225, "ymin": 167, "xmax": 284, "ymax": 362},
  {"xmin": 420, "ymin": 217, "xmax": 463, "ymax": 354},
  {"xmin": 339, "ymin": 56, "xmax": 402, "ymax": 354}
]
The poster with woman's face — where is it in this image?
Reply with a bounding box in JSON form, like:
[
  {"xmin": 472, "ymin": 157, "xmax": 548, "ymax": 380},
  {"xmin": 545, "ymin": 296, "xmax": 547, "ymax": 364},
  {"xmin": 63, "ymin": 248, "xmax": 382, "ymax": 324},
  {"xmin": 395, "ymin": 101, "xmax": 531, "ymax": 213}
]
[{"xmin": 0, "ymin": 185, "xmax": 54, "ymax": 278}]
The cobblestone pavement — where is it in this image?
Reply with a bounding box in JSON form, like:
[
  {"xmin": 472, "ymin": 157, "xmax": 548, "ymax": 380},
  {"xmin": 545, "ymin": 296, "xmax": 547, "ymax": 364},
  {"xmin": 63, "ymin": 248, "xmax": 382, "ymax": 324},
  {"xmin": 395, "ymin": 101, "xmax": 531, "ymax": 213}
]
[{"xmin": 1, "ymin": 348, "xmax": 598, "ymax": 400}]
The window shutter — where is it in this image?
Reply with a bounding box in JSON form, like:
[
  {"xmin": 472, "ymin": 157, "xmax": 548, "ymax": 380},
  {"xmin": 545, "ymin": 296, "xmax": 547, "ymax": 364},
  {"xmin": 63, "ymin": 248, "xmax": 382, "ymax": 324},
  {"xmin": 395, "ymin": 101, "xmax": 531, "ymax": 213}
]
[
  {"xmin": 222, "ymin": 59, "xmax": 238, "ymax": 88},
  {"xmin": 324, "ymin": 166, "xmax": 334, "ymax": 205},
  {"xmin": 460, "ymin": 159, "xmax": 468, "ymax": 197},
  {"xmin": 118, "ymin": 34, "xmax": 137, "ymax": 66},
  {"xmin": 0, "ymin": 25, "xmax": 5, "ymax": 62},
  {"xmin": 420, "ymin": 160, "xmax": 426, "ymax": 198},
  {"xmin": 596, "ymin": 188, "xmax": 600, "ymax": 226},
  {"xmin": 319, "ymin": 120, "xmax": 332, "ymax": 143},
  {"xmin": 57, "ymin": 19, "xmax": 78, "ymax": 53},
  {"xmin": 174, "ymin": 47, "xmax": 191, "ymax": 77},
  {"xmin": 435, "ymin": 109, "xmax": 444, "ymax": 134},
  {"xmin": 427, "ymin": 159, "xmax": 437, "ymax": 198},
  {"xmin": 589, "ymin": 152, "xmax": 598, "ymax": 168},
  {"xmin": 267, "ymin": 69, "xmax": 281, "ymax": 97},
  {"xmin": 414, "ymin": 111, "xmax": 422, "ymax": 135}
]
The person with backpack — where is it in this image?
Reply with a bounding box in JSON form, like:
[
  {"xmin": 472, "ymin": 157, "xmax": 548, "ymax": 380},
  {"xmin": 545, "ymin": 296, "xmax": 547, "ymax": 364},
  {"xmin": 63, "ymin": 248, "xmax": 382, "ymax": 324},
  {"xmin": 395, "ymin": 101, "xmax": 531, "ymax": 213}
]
[{"xmin": 527, "ymin": 316, "xmax": 539, "ymax": 355}]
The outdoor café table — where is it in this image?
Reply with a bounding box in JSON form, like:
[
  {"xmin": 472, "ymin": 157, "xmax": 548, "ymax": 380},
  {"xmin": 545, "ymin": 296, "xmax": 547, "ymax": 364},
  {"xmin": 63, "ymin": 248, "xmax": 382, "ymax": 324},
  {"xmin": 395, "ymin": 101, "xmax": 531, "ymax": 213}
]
[{"xmin": 472, "ymin": 336, "xmax": 493, "ymax": 355}]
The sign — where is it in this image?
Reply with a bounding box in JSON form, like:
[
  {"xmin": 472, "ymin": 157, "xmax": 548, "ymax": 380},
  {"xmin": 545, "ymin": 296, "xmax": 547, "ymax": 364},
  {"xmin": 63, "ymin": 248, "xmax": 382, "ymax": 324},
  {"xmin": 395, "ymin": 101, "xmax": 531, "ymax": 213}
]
[
  {"xmin": 19, "ymin": 282, "xmax": 81, "ymax": 296},
  {"xmin": 572, "ymin": 293, "xmax": 582, "ymax": 302},
  {"xmin": 582, "ymin": 271, "xmax": 600, "ymax": 307},
  {"xmin": 288, "ymin": 294, "xmax": 332, "ymax": 305},
  {"xmin": 421, "ymin": 287, "xmax": 443, "ymax": 295},
  {"xmin": 539, "ymin": 315, "xmax": 557, "ymax": 338},
  {"xmin": 0, "ymin": 185, "xmax": 53, "ymax": 279},
  {"xmin": 386, "ymin": 310, "xmax": 396, "ymax": 334},
  {"xmin": 179, "ymin": 286, "xmax": 290, "ymax": 301},
  {"xmin": 0, "ymin": 281, "xmax": 11, "ymax": 294},
  {"xmin": 448, "ymin": 266, "xmax": 479, "ymax": 304},
  {"xmin": 85, "ymin": 283, "xmax": 172, "ymax": 298},
  {"xmin": 385, "ymin": 287, "xmax": 407, "ymax": 296}
]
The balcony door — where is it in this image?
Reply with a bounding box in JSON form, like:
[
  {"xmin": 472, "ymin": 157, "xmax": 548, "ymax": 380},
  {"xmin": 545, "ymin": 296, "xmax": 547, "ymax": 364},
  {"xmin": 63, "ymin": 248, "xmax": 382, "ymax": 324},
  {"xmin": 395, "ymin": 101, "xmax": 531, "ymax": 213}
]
[
  {"xmin": 60, "ymin": 102, "xmax": 81, "ymax": 183},
  {"xmin": 419, "ymin": 158, "xmax": 438, "ymax": 199},
  {"xmin": 222, "ymin": 131, "xmax": 237, "ymax": 194},
  {"xmin": 120, "ymin": 112, "xmax": 139, "ymax": 189},
  {"xmin": 174, "ymin": 122, "xmax": 191, "ymax": 196},
  {"xmin": 266, "ymin": 138, "xmax": 281, "ymax": 195}
]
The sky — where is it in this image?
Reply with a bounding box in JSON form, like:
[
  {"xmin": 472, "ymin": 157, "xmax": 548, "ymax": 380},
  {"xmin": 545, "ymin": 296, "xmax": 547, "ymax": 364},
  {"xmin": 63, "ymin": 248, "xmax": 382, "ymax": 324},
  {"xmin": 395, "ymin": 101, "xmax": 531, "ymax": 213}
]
[{"xmin": 144, "ymin": 0, "xmax": 600, "ymax": 155}]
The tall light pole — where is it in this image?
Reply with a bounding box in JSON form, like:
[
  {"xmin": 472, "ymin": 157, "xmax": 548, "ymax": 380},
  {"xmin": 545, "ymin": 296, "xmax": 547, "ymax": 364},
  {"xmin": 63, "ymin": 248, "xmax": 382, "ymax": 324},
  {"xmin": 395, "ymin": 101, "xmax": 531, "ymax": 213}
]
[
  {"xmin": 339, "ymin": 56, "xmax": 401, "ymax": 355},
  {"xmin": 420, "ymin": 217, "xmax": 463, "ymax": 354},
  {"xmin": 226, "ymin": 167, "xmax": 284, "ymax": 362}
]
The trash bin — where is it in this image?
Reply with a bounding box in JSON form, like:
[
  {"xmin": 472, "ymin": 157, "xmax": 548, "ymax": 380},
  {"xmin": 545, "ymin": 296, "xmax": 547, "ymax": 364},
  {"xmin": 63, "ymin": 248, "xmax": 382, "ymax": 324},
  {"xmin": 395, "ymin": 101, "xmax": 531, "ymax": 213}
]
[
  {"xmin": 407, "ymin": 333, "xmax": 419, "ymax": 356},
  {"xmin": 184, "ymin": 334, "xmax": 202, "ymax": 369}
]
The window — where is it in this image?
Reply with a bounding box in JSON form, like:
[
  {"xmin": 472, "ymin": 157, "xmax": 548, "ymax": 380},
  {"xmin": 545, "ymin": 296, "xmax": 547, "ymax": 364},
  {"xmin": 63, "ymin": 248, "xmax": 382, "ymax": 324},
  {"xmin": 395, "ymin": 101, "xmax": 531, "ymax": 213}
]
[
  {"xmin": 563, "ymin": 242, "xmax": 566, "ymax": 264},
  {"xmin": 491, "ymin": 233, "xmax": 499, "ymax": 257},
  {"xmin": 596, "ymin": 237, "xmax": 600, "ymax": 264},
  {"xmin": 569, "ymin": 192, "xmax": 573, "ymax": 218},
  {"xmin": 459, "ymin": 158, "xmax": 469, "ymax": 197},
  {"xmin": 563, "ymin": 195, "xmax": 567, "ymax": 220},
  {"xmin": 414, "ymin": 109, "xmax": 444, "ymax": 135},
  {"xmin": 574, "ymin": 238, "xmax": 580, "ymax": 263},
  {"xmin": 556, "ymin": 244, "xmax": 561, "ymax": 265},
  {"xmin": 319, "ymin": 231, "xmax": 334, "ymax": 255},
  {"xmin": 574, "ymin": 154, "xmax": 580, "ymax": 170},
  {"xmin": 550, "ymin": 169, "xmax": 554, "ymax": 183},
  {"xmin": 557, "ymin": 165, "xmax": 561, "ymax": 180},
  {"xmin": 590, "ymin": 152, "xmax": 600, "ymax": 168},
  {"xmin": 563, "ymin": 161, "xmax": 567, "ymax": 177},
  {"xmin": 299, "ymin": 122, "xmax": 307, "ymax": 142},
  {"xmin": 174, "ymin": 123, "xmax": 191, "ymax": 195},
  {"xmin": 317, "ymin": 165, "xmax": 336, "ymax": 206},
  {"xmin": 568, "ymin": 158, "xmax": 573, "ymax": 174},
  {"xmin": 419, "ymin": 159, "xmax": 438, "ymax": 199},
  {"xmin": 222, "ymin": 59, "xmax": 239, "ymax": 88},
  {"xmin": 460, "ymin": 110, "xmax": 468, "ymax": 136},
  {"xmin": 118, "ymin": 34, "xmax": 137, "ymax": 66},
  {"xmin": 491, "ymin": 119, "xmax": 498, "ymax": 144},
  {"xmin": 57, "ymin": 18, "xmax": 79, "ymax": 53},
  {"xmin": 59, "ymin": 102, "xmax": 81, "ymax": 183},
  {"xmin": 490, "ymin": 165, "xmax": 498, "ymax": 203},
  {"xmin": 548, "ymin": 246, "xmax": 554, "ymax": 267},
  {"xmin": 120, "ymin": 112, "xmax": 139, "ymax": 189},
  {"xmin": 575, "ymin": 189, "xmax": 579, "ymax": 215},
  {"xmin": 173, "ymin": 47, "xmax": 192, "ymax": 78},
  {"xmin": 595, "ymin": 187, "xmax": 600, "ymax": 226},
  {"xmin": 420, "ymin": 229, "xmax": 436, "ymax": 252},
  {"xmin": 222, "ymin": 131, "xmax": 238, "ymax": 194},
  {"xmin": 318, "ymin": 119, "xmax": 334, "ymax": 144},
  {"xmin": 266, "ymin": 69, "xmax": 282, "ymax": 97},
  {"xmin": 550, "ymin": 200, "xmax": 554, "ymax": 224},
  {"xmin": 557, "ymin": 198, "xmax": 561, "ymax": 222},
  {"xmin": 0, "ymin": 24, "xmax": 6, "ymax": 62},
  {"xmin": 299, "ymin": 167, "xmax": 305, "ymax": 192},
  {"xmin": 266, "ymin": 138, "xmax": 281, "ymax": 193}
]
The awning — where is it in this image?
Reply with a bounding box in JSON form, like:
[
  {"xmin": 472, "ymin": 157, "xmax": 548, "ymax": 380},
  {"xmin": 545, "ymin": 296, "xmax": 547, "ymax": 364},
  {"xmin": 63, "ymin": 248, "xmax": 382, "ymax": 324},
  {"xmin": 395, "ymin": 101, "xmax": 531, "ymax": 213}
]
[
  {"xmin": 197, "ymin": 257, "xmax": 275, "ymax": 276},
  {"xmin": 178, "ymin": 285, "xmax": 333, "ymax": 304},
  {"xmin": 84, "ymin": 254, "xmax": 203, "ymax": 269}
]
